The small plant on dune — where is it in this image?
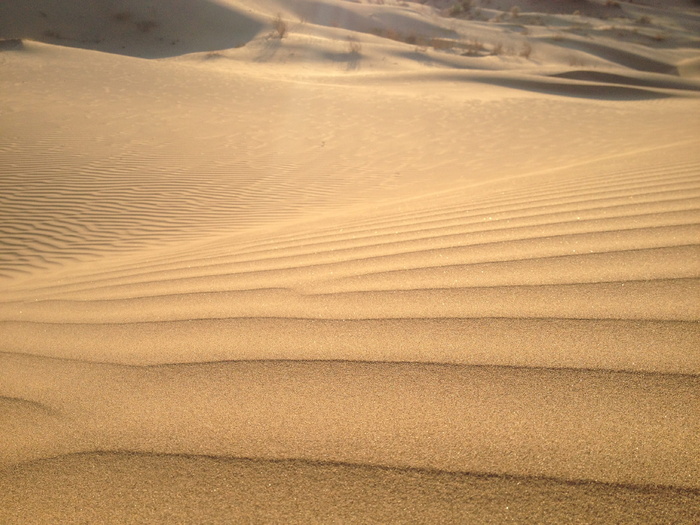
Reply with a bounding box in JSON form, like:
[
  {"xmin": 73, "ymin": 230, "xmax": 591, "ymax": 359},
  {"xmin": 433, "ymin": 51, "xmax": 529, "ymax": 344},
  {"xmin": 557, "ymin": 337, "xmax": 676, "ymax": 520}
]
[
  {"xmin": 463, "ymin": 38, "xmax": 485, "ymax": 56},
  {"xmin": 272, "ymin": 13, "xmax": 288, "ymax": 39},
  {"xmin": 448, "ymin": 0, "xmax": 472, "ymax": 17},
  {"xmin": 519, "ymin": 41, "xmax": 532, "ymax": 59},
  {"xmin": 347, "ymin": 36, "xmax": 362, "ymax": 55},
  {"xmin": 491, "ymin": 41, "xmax": 504, "ymax": 55},
  {"xmin": 431, "ymin": 37, "xmax": 453, "ymax": 50},
  {"xmin": 636, "ymin": 15, "xmax": 652, "ymax": 25},
  {"xmin": 510, "ymin": 6, "xmax": 520, "ymax": 19}
]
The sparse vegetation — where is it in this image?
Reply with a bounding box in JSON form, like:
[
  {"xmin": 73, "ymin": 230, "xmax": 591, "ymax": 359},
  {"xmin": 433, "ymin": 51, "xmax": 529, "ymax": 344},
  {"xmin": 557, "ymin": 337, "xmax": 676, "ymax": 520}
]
[
  {"xmin": 431, "ymin": 37, "xmax": 453, "ymax": 50},
  {"xmin": 519, "ymin": 41, "xmax": 532, "ymax": 59},
  {"xmin": 347, "ymin": 36, "xmax": 362, "ymax": 55},
  {"xmin": 272, "ymin": 13, "xmax": 288, "ymax": 39},
  {"xmin": 448, "ymin": 0, "xmax": 472, "ymax": 17},
  {"xmin": 463, "ymin": 38, "xmax": 485, "ymax": 56}
]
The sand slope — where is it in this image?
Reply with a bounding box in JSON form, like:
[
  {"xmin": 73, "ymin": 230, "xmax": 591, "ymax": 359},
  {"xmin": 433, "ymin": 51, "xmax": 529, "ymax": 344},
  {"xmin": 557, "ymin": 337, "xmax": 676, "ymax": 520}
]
[{"xmin": 1, "ymin": 0, "xmax": 700, "ymax": 522}]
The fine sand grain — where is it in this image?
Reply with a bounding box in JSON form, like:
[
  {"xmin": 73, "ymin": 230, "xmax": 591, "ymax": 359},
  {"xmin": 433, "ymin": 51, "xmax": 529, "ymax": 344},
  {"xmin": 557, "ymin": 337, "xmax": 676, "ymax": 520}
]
[{"xmin": 1, "ymin": 0, "xmax": 699, "ymax": 522}]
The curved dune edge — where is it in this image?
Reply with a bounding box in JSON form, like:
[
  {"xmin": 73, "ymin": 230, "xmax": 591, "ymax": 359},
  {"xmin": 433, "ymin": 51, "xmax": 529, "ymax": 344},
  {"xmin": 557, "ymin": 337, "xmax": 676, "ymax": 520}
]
[
  {"xmin": 1, "ymin": 318, "xmax": 698, "ymax": 374},
  {"xmin": 1, "ymin": 453, "xmax": 699, "ymax": 525},
  {"xmin": 1, "ymin": 354, "xmax": 698, "ymax": 490},
  {"xmin": 2, "ymin": 0, "xmax": 699, "ymax": 520}
]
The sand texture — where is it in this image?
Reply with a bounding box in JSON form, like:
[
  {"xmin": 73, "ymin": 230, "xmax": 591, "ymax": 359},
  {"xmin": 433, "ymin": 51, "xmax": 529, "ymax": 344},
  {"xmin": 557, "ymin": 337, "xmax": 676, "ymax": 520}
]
[{"xmin": 1, "ymin": 0, "xmax": 700, "ymax": 523}]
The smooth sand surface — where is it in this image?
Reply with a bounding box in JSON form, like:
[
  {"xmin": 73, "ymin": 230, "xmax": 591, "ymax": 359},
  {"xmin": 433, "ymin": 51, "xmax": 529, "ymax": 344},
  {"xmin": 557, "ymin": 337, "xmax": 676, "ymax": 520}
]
[{"xmin": 1, "ymin": 0, "xmax": 700, "ymax": 522}]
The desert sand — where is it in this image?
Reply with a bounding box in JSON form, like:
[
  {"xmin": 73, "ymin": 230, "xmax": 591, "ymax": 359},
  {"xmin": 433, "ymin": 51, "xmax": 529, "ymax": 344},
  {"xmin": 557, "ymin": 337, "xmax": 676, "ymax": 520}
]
[{"xmin": 1, "ymin": 0, "xmax": 699, "ymax": 522}]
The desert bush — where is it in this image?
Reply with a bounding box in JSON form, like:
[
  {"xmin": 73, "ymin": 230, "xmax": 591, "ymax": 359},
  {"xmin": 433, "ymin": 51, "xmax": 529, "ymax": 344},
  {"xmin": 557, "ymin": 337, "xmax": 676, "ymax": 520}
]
[
  {"xmin": 272, "ymin": 13, "xmax": 287, "ymax": 39},
  {"xmin": 637, "ymin": 15, "xmax": 652, "ymax": 25},
  {"xmin": 510, "ymin": 6, "xmax": 520, "ymax": 18},
  {"xmin": 431, "ymin": 37, "xmax": 453, "ymax": 50},
  {"xmin": 491, "ymin": 41, "xmax": 504, "ymax": 55},
  {"xmin": 519, "ymin": 41, "xmax": 532, "ymax": 58},
  {"xmin": 448, "ymin": 0, "xmax": 472, "ymax": 17},
  {"xmin": 347, "ymin": 36, "xmax": 362, "ymax": 55},
  {"xmin": 463, "ymin": 38, "xmax": 484, "ymax": 56}
]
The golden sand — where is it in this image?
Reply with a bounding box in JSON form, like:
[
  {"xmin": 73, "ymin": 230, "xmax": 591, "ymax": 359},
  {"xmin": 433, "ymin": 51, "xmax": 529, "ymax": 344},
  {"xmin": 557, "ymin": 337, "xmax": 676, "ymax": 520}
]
[{"xmin": 1, "ymin": 0, "xmax": 699, "ymax": 522}]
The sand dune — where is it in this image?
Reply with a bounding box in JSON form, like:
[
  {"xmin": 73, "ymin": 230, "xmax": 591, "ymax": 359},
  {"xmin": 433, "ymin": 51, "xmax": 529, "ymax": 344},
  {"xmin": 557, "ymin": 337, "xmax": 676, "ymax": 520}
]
[
  {"xmin": 2, "ymin": 0, "xmax": 700, "ymax": 522},
  {"xmin": 2, "ymin": 453, "xmax": 698, "ymax": 525}
]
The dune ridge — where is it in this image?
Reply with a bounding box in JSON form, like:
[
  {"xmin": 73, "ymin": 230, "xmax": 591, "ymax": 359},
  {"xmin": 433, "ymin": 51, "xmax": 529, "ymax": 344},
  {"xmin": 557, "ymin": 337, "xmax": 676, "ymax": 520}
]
[
  {"xmin": 2, "ymin": 0, "xmax": 700, "ymax": 521},
  {"xmin": 1, "ymin": 452, "xmax": 698, "ymax": 525},
  {"xmin": 1, "ymin": 353, "xmax": 698, "ymax": 490}
]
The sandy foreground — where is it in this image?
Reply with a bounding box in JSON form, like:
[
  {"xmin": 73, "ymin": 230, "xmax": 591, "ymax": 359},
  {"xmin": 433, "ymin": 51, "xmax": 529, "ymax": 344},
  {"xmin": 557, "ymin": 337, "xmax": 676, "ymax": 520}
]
[{"xmin": 1, "ymin": 0, "xmax": 700, "ymax": 522}]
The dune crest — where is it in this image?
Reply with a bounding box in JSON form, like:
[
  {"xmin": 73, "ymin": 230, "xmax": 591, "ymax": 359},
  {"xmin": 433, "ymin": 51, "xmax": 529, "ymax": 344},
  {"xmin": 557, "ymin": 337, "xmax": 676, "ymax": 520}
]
[{"xmin": 1, "ymin": 0, "xmax": 699, "ymax": 521}]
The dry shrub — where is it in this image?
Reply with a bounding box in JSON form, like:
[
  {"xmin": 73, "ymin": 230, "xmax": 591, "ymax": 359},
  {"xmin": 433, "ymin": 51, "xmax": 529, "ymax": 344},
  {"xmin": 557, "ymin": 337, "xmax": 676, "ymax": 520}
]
[
  {"xmin": 491, "ymin": 41, "xmax": 504, "ymax": 55},
  {"xmin": 431, "ymin": 37, "xmax": 453, "ymax": 50},
  {"xmin": 272, "ymin": 13, "xmax": 287, "ymax": 39},
  {"xmin": 347, "ymin": 36, "xmax": 362, "ymax": 55},
  {"xmin": 463, "ymin": 38, "xmax": 484, "ymax": 55},
  {"xmin": 384, "ymin": 28, "xmax": 401, "ymax": 41},
  {"xmin": 448, "ymin": 0, "xmax": 472, "ymax": 17},
  {"xmin": 519, "ymin": 41, "xmax": 532, "ymax": 59}
]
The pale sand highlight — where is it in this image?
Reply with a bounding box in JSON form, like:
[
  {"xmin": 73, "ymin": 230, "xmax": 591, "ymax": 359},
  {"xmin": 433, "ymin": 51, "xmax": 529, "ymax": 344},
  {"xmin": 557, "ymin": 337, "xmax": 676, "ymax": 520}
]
[{"xmin": 1, "ymin": 0, "xmax": 700, "ymax": 522}]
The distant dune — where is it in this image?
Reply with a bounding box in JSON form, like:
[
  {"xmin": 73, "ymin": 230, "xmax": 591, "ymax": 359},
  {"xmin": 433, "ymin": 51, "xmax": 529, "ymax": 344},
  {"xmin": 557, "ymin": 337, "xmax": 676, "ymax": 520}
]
[{"xmin": 1, "ymin": 0, "xmax": 699, "ymax": 522}]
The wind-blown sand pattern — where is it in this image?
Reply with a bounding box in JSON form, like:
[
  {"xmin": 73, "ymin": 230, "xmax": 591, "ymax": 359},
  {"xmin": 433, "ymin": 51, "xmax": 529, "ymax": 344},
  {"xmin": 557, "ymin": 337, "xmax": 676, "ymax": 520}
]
[{"xmin": 1, "ymin": 0, "xmax": 700, "ymax": 522}]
